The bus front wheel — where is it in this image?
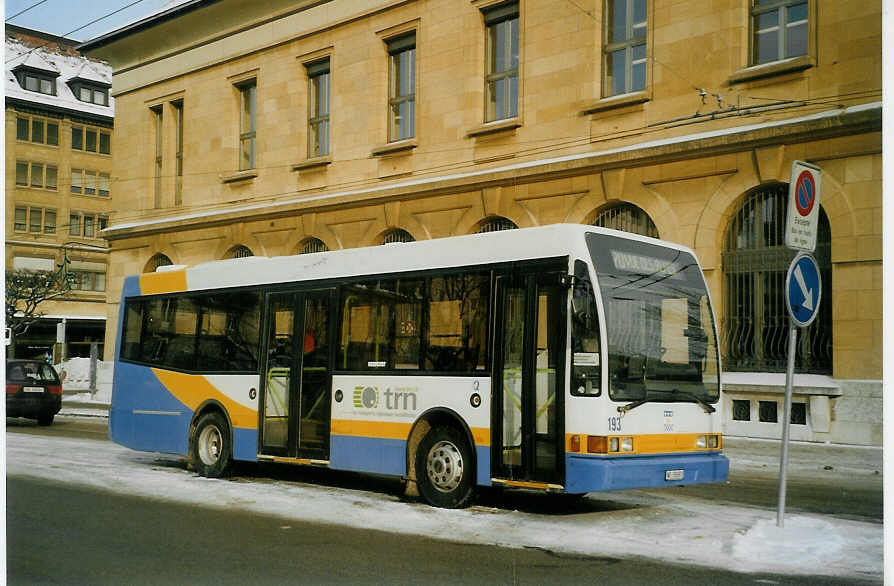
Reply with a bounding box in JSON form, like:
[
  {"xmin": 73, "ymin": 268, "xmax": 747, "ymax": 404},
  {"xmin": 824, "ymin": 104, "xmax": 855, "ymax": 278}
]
[
  {"xmin": 416, "ymin": 426, "xmax": 474, "ymax": 508},
  {"xmin": 192, "ymin": 412, "xmax": 232, "ymax": 478}
]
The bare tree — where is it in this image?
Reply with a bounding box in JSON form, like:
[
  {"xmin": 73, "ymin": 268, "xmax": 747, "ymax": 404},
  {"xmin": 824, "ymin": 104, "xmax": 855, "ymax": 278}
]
[{"xmin": 5, "ymin": 267, "xmax": 74, "ymax": 340}]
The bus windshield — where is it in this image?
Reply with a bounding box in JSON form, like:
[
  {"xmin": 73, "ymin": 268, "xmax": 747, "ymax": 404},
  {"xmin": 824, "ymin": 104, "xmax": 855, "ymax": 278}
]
[{"xmin": 587, "ymin": 233, "xmax": 719, "ymax": 408}]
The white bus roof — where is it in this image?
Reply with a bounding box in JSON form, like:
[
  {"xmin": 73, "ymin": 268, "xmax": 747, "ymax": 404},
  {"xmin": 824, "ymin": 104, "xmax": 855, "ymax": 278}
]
[{"xmin": 135, "ymin": 224, "xmax": 698, "ymax": 295}]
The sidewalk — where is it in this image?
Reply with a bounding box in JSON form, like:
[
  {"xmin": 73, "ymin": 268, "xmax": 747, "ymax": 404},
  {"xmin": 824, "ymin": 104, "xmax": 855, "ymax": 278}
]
[{"xmin": 60, "ymin": 391, "xmax": 111, "ymax": 418}]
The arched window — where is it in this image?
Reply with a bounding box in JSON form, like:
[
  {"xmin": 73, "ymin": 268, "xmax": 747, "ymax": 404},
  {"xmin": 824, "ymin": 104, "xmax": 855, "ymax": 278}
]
[
  {"xmin": 381, "ymin": 229, "xmax": 415, "ymax": 244},
  {"xmin": 144, "ymin": 253, "xmax": 173, "ymax": 273},
  {"xmin": 593, "ymin": 203, "xmax": 658, "ymax": 238},
  {"xmin": 299, "ymin": 238, "xmax": 329, "ymax": 254},
  {"xmin": 477, "ymin": 216, "xmax": 517, "ymax": 233},
  {"xmin": 722, "ymin": 183, "xmax": 831, "ymax": 373},
  {"xmin": 226, "ymin": 245, "xmax": 253, "ymax": 259}
]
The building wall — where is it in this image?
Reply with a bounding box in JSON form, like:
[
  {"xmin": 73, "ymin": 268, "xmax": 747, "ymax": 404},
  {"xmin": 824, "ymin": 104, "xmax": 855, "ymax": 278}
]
[
  {"xmin": 5, "ymin": 27, "xmax": 114, "ymax": 359},
  {"xmin": 88, "ymin": 0, "xmax": 882, "ymax": 444}
]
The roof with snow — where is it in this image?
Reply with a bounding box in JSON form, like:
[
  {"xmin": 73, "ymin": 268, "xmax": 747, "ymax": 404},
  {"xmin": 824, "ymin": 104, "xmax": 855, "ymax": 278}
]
[{"xmin": 5, "ymin": 25, "xmax": 114, "ymax": 122}]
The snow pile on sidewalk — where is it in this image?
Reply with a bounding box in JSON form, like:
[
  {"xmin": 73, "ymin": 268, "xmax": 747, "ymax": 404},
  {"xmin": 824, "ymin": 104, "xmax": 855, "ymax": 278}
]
[
  {"xmin": 5, "ymin": 432, "xmax": 883, "ymax": 580},
  {"xmin": 56, "ymin": 358, "xmax": 93, "ymax": 390},
  {"xmin": 731, "ymin": 517, "xmax": 879, "ymax": 576}
]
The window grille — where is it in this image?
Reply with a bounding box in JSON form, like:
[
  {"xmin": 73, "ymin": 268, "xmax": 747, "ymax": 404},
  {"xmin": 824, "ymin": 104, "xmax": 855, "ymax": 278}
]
[
  {"xmin": 477, "ymin": 217, "xmax": 518, "ymax": 233},
  {"xmin": 145, "ymin": 253, "xmax": 173, "ymax": 273},
  {"xmin": 300, "ymin": 238, "xmax": 329, "ymax": 254},
  {"xmin": 228, "ymin": 245, "xmax": 253, "ymax": 259},
  {"xmin": 381, "ymin": 229, "xmax": 415, "ymax": 244},
  {"xmin": 722, "ymin": 183, "xmax": 831, "ymax": 373},
  {"xmin": 593, "ymin": 203, "xmax": 658, "ymax": 238}
]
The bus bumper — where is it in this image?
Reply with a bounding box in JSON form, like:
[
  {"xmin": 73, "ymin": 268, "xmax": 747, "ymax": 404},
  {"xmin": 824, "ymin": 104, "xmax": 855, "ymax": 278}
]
[{"xmin": 564, "ymin": 452, "xmax": 729, "ymax": 493}]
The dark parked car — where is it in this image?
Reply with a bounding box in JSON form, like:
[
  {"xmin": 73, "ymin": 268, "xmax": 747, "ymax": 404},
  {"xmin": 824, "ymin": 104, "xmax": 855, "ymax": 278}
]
[{"xmin": 6, "ymin": 360, "xmax": 63, "ymax": 426}]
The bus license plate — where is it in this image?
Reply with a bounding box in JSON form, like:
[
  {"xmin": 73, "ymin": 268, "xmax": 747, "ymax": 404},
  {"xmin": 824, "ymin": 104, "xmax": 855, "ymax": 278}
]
[
  {"xmin": 665, "ymin": 469, "xmax": 684, "ymax": 481},
  {"xmin": 23, "ymin": 386, "xmax": 44, "ymax": 393}
]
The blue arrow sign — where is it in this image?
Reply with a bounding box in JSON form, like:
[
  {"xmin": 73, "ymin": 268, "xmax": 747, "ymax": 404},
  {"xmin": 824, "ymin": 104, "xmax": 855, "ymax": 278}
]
[{"xmin": 785, "ymin": 253, "xmax": 822, "ymax": 327}]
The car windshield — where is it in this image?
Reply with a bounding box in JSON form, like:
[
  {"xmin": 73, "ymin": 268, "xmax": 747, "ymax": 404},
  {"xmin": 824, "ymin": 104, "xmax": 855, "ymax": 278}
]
[
  {"xmin": 587, "ymin": 233, "xmax": 720, "ymax": 406},
  {"xmin": 7, "ymin": 361, "xmax": 58, "ymax": 383}
]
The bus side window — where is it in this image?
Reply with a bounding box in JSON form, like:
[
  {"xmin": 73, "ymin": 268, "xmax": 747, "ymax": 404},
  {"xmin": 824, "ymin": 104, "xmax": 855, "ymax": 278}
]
[{"xmin": 571, "ymin": 260, "xmax": 601, "ymax": 396}]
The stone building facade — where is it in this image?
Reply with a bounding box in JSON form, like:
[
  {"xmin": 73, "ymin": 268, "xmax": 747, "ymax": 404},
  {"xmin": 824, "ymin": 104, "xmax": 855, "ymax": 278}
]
[
  {"xmin": 5, "ymin": 24, "xmax": 114, "ymax": 359},
  {"xmin": 81, "ymin": 0, "xmax": 882, "ymax": 445}
]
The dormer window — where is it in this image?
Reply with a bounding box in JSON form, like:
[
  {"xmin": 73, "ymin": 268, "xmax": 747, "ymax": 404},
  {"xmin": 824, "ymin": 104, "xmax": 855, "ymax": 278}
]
[
  {"xmin": 15, "ymin": 69, "xmax": 57, "ymax": 96},
  {"xmin": 74, "ymin": 84, "xmax": 109, "ymax": 106}
]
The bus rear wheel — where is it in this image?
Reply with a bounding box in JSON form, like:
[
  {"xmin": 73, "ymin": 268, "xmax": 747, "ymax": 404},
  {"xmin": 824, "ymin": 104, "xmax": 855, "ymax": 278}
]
[
  {"xmin": 416, "ymin": 426, "xmax": 473, "ymax": 508},
  {"xmin": 192, "ymin": 412, "xmax": 232, "ymax": 478}
]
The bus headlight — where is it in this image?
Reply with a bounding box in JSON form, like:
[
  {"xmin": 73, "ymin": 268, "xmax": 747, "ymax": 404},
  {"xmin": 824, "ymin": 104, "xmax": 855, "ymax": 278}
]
[
  {"xmin": 696, "ymin": 435, "xmax": 707, "ymax": 449},
  {"xmin": 708, "ymin": 434, "xmax": 720, "ymax": 448},
  {"xmin": 609, "ymin": 437, "xmax": 619, "ymax": 452},
  {"xmin": 620, "ymin": 437, "xmax": 633, "ymax": 452}
]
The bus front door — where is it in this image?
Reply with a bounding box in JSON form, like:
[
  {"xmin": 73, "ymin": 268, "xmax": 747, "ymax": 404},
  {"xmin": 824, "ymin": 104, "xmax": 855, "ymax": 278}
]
[
  {"xmin": 259, "ymin": 289, "xmax": 334, "ymax": 460},
  {"xmin": 493, "ymin": 268, "xmax": 566, "ymax": 487}
]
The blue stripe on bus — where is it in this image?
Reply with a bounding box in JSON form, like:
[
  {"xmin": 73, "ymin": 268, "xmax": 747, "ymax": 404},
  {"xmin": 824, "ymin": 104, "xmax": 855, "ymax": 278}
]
[
  {"xmin": 564, "ymin": 452, "xmax": 729, "ymax": 493},
  {"xmin": 329, "ymin": 436, "xmax": 492, "ymax": 487},
  {"xmin": 331, "ymin": 435, "xmax": 406, "ymax": 476},
  {"xmin": 233, "ymin": 428, "xmax": 258, "ymax": 462}
]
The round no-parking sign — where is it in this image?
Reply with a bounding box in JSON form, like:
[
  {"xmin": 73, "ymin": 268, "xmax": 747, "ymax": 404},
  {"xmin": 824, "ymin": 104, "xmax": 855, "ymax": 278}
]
[{"xmin": 784, "ymin": 161, "xmax": 822, "ymax": 252}]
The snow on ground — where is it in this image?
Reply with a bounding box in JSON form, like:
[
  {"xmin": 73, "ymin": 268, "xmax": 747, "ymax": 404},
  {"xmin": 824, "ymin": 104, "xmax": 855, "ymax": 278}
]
[{"xmin": 5, "ymin": 431, "xmax": 882, "ymax": 580}]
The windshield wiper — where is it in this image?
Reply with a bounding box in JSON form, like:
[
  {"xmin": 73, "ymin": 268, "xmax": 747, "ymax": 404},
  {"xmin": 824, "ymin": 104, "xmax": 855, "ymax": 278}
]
[{"xmin": 618, "ymin": 387, "xmax": 716, "ymax": 414}]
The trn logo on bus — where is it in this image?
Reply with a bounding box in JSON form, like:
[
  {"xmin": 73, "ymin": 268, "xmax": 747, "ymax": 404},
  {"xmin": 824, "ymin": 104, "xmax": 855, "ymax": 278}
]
[{"xmin": 353, "ymin": 386, "xmax": 419, "ymax": 411}]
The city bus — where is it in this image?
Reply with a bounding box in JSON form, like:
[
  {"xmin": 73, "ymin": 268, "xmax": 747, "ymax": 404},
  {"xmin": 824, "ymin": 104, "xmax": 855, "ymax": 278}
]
[{"xmin": 111, "ymin": 224, "xmax": 728, "ymax": 508}]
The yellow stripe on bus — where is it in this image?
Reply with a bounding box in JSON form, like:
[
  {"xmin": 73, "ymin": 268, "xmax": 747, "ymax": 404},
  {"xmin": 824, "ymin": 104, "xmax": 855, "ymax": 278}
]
[
  {"xmin": 140, "ymin": 270, "xmax": 187, "ymax": 295},
  {"xmin": 152, "ymin": 368, "xmax": 257, "ymax": 429},
  {"xmin": 332, "ymin": 419, "xmax": 491, "ymax": 447}
]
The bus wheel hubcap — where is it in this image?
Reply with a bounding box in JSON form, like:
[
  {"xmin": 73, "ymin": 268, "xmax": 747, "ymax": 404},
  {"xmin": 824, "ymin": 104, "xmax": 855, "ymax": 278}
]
[
  {"xmin": 199, "ymin": 425, "xmax": 222, "ymax": 465},
  {"xmin": 426, "ymin": 440, "xmax": 463, "ymax": 492}
]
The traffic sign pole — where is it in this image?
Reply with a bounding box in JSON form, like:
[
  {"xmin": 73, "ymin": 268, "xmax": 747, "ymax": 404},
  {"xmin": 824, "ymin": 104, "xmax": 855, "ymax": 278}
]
[
  {"xmin": 777, "ymin": 252, "xmax": 822, "ymax": 527},
  {"xmin": 777, "ymin": 323, "xmax": 797, "ymax": 528}
]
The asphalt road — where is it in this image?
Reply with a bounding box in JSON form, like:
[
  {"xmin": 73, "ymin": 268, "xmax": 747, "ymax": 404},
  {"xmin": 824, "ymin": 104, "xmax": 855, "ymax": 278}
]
[{"xmin": 6, "ymin": 475, "xmax": 878, "ymax": 586}]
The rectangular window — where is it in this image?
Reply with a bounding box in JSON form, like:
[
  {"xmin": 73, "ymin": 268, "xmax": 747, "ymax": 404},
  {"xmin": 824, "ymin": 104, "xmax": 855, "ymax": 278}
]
[
  {"xmin": 98, "ymin": 173, "xmax": 110, "ymax": 197},
  {"xmin": 238, "ymin": 81, "xmax": 257, "ymax": 170},
  {"xmin": 306, "ymin": 60, "xmax": 330, "ymax": 158},
  {"xmin": 16, "ymin": 161, "xmax": 28, "ymax": 186},
  {"xmin": 79, "ymin": 87, "xmax": 91, "ymax": 102},
  {"xmin": 30, "ymin": 163, "xmax": 44, "ymax": 188},
  {"xmin": 337, "ymin": 272, "xmax": 490, "ymax": 372},
  {"xmin": 752, "ymin": 0, "xmax": 807, "ymax": 65},
  {"xmin": 44, "ymin": 210, "xmax": 56, "ymax": 234},
  {"xmin": 791, "ymin": 401, "xmax": 807, "ymax": 425},
  {"xmin": 759, "ymin": 400, "xmax": 778, "ymax": 423},
  {"xmin": 732, "ymin": 399, "xmax": 751, "ymax": 421},
  {"xmin": 71, "ymin": 271, "xmax": 106, "ymax": 292},
  {"xmin": 30, "ymin": 208, "xmax": 42, "ymax": 233},
  {"xmin": 152, "ymin": 105, "xmax": 163, "ymax": 207},
  {"xmin": 121, "ymin": 292, "xmax": 260, "ymax": 372},
  {"xmin": 72, "ymin": 127, "xmax": 83, "ymax": 150},
  {"xmin": 98, "ymin": 215, "xmax": 108, "ymax": 232},
  {"xmin": 84, "ymin": 171, "xmax": 97, "ymax": 195},
  {"xmin": 604, "ymin": 0, "xmax": 647, "ymax": 97},
  {"xmin": 14, "ymin": 207, "xmax": 27, "ymax": 231},
  {"xmin": 173, "ymin": 100, "xmax": 183, "ymax": 205},
  {"xmin": 71, "ymin": 168, "xmax": 83, "ymax": 194},
  {"xmin": 85, "ymin": 129, "xmax": 97, "ymax": 152},
  {"xmin": 16, "ymin": 117, "xmax": 29, "ymax": 140},
  {"xmin": 47, "ymin": 121, "xmax": 58, "ymax": 146},
  {"xmin": 388, "ymin": 34, "xmax": 416, "ymax": 142},
  {"xmin": 39, "ymin": 78, "xmax": 53, "ymax": 95},
  {"xmin": 84, "ymin": 215, "xmax": 95, "ymax": 237},
  {"xmin": 99, "ymin": 131, "xmax": 110, "ymax": 155},
  {"xmin": 32, "ymin": 119, "xmax": 44, "ymax": 143},
  {"xmin": 484, "ymin": 3, "xmax": 519, "ymax": 121},
  {"xmin": 45, "ymin": 165, "xmax": 57, "ymax": 190},
  {"xmin": 69, "ymin": 213, "xmax": 81, "ymax": 236}
]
